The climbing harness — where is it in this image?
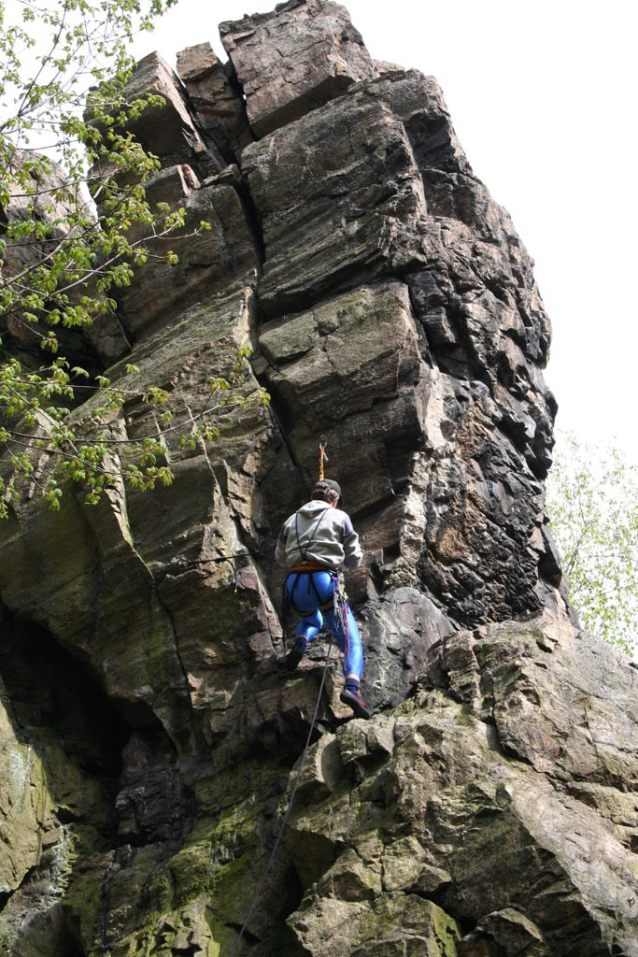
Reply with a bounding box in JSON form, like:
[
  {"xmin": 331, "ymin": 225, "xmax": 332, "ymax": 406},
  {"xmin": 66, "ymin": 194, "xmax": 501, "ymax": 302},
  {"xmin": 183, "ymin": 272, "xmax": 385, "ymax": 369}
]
[
  {"xmin": 229, "ymin": 632, "xmax": 335, "ymax": 956},
  {"xmin": 280, "ymin": 448, "xmax": 333, "ymax": 636}
]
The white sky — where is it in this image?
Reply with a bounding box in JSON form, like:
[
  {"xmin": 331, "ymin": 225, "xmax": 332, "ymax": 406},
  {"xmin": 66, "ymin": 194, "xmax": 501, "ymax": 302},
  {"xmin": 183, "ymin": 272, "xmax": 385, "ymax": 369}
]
[{"xmin": 133, "ymin": 0, "xmax": 637, "ymax": 463}]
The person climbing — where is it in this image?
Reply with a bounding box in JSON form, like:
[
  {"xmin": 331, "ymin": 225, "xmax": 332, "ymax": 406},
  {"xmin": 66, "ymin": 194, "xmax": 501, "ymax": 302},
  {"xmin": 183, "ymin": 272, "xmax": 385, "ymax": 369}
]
[{"xmin": 276, "ymin": 478, "xmax": 371, "ymax": 720}]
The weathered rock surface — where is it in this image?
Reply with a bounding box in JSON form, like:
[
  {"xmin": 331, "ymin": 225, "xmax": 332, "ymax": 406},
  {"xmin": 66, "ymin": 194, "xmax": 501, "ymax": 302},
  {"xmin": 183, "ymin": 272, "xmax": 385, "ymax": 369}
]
[
  {"xmin": 177, "ymin": 43, "xmax": 253, "ymax": 160},
  {"xmin": 242, "ymin": 92, "xmax": 427, "ymax": 317},
  {"xmin": 117, "ymin": 173, "xmax": 261, "ymax": 339},
  {"xmin": 0, "ymin": 2, "xmax": 634, "ymax": 956},
  {"xmin": 285, "ymin": 614, "xmax": 638, "ymax": 957},
  {"xmin": 117, "ymin": 51, "xmax": 225, "ymax": 175},
  {"xmin": 220, "ymin": 0, "xmax": 378, "ymax": 137}
]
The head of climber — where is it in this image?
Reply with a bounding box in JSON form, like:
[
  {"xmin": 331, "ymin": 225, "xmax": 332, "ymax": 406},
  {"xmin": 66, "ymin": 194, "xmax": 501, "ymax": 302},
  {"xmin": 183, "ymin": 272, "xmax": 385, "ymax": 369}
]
[{"xmin": 311, "ymin": 479, "xmax": 342, "ymax": 507}]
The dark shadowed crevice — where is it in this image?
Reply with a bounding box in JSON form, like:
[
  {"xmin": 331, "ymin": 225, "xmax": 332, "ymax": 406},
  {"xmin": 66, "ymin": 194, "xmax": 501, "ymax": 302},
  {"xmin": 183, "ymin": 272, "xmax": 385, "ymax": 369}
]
[
  {"xmin": 235, "ymin": 176, "xmax": 267, "ymax": 267},
  {"xmin": 224, "ymin": 58, "xmax": 258, "ymax": 143},
  {"xmin": 0, "ymin": 609, "xmax": 129, "ymax": 781},
  {"xmin": 0, "ymin": 605, "xmax": 132, "ymax": 956}
]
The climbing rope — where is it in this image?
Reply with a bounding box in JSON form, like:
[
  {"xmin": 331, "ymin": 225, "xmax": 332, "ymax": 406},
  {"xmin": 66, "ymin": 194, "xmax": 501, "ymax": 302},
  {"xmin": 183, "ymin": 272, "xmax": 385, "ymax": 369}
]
[
  {"xmin": 229, "ymin": 634, "xmax": 335, "ymax": 956},
  {"xmin": 333, "ymin": 572, "xmax": 350, "ymax": 655},
  {"xmin": 230, "ymin": 436, "xmax": 346, "ymax": 951}
]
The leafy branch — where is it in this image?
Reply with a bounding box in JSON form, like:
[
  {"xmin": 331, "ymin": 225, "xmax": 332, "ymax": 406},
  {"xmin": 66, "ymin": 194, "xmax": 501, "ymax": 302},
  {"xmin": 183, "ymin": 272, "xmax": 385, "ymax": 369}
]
[
  {"xmin": 1, "ymin": 0, "xmax": 269, "ymax": 515},
  {"xmin": 546, "ymin": 431, "xmax": 638, "ymax": 657},
  {"xmin": 0, "ymin": 346, "xmax": 270, "ymax": 515}
]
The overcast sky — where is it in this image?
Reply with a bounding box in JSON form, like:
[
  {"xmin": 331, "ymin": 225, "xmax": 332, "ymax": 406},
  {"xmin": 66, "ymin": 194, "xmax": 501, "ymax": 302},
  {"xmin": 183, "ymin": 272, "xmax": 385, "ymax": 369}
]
[{"xmin": 132, "ymin": 1, "xmax": 636, "ymax": 460}]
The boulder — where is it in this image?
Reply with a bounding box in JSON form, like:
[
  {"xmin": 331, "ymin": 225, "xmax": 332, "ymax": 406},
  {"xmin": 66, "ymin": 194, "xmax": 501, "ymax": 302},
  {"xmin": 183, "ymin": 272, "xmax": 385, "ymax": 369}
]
[{"xmin": 286, "ymin": 614, "xmax": 638, "ymax": 957}]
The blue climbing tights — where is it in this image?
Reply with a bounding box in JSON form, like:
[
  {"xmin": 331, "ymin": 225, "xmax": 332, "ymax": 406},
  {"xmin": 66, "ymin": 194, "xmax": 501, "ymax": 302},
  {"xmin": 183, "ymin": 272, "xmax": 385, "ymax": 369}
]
[{"xmin": 285, "ymin": 571, "xmax": 363, "ymax": 680}]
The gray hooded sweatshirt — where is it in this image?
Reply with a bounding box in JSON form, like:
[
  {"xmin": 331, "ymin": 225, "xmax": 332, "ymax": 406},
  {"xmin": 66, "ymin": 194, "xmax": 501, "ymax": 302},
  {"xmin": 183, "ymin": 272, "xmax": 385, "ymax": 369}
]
[{"xmin": 275, "ymin": 500, "xmax": 363, "ymax": 571}]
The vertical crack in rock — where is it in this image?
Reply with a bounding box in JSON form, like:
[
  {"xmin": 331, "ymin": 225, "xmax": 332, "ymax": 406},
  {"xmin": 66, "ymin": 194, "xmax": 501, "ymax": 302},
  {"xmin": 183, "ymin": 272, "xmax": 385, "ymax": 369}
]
[
  {"xmin": 176, "ymin": 42, "xmax": 254, "ymax": 164},
  {"xmin": 1, "ymin": 2, "xmax": 637, "ymax": 955}
]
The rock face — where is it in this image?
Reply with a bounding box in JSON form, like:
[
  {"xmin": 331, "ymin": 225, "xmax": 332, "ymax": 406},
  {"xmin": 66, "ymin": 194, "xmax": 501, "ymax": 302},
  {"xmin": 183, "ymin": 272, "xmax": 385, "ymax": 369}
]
[
  {"xmin": 0, "ymin": 2, "xmax": 636, "ymax": 956},
  {"xmin": 219, "ymin": 0, "xmax": 378, "ymax": 137},
  {"xmin": 287, "ymin": 613, "xmax": 638, "ymax": 957}
]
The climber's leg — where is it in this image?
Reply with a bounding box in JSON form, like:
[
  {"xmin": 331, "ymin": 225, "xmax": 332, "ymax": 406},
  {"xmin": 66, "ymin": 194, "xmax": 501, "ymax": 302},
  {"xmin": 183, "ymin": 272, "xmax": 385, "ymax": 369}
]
[
  {"xmin": 324, "ymin": 601, "xmax": 363, "ymax": 680},
  {"xmin": 324, "ymin": 598, "xmax": 370, "ymax": 719},
  {"xmin": 283, "ymin": 572, "xmax": 331, "ymax": 670}
]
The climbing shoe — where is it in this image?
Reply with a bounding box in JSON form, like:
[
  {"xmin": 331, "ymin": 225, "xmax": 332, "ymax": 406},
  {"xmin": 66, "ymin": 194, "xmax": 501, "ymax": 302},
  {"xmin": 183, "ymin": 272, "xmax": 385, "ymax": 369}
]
[
  {"xmin": 340, "ymin": 687, "xmax": 371, "ymax": 720},
  {"xmin": 279, "ymin": 637, "xmax": 307, "ymax": 672}
]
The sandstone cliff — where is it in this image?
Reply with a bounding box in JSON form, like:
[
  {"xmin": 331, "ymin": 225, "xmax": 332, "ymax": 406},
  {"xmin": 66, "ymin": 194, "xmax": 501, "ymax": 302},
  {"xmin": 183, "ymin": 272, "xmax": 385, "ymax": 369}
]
[{"xmin": 1, "ymin": 2, "xmax": 637, "ymax": 955}]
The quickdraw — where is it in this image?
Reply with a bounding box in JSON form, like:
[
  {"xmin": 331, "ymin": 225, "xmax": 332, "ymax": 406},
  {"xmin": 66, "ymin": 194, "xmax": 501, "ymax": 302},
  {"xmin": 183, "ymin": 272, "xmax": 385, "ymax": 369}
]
[{"xmin": 318, "ymin": 436, "xmax": 328, "ymax": 481}]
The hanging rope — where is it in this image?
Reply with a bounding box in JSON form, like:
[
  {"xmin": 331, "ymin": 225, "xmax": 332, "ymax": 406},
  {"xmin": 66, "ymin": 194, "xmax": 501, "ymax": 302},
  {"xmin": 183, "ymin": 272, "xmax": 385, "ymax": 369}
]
[
  {"xmin": 230, "ymin": 434, "xmax": 345, "ymax": 950},
  {"xmin": 229, "ymin": 635, "xmax": 335, "ymax": 956},
  {"xmin": 318, "ymin": 437, "xmax": 328, "ymax": 481},
  {"xmin": 333, "ymin": 573, "xmax": 350, "ymax": 654}
]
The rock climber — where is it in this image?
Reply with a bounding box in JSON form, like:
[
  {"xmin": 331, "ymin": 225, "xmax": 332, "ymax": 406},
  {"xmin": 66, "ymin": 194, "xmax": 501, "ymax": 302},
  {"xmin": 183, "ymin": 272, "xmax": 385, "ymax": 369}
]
[{"xmin": 276, "ymin": 478, "xmax": 371, "ymax": 720}]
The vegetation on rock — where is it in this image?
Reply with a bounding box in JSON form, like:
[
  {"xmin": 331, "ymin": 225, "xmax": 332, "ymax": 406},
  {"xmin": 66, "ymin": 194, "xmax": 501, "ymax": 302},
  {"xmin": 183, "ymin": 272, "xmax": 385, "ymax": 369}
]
[{"xmin": 0, "ymin": 0, "xmax": 267, "ymax": 516}]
